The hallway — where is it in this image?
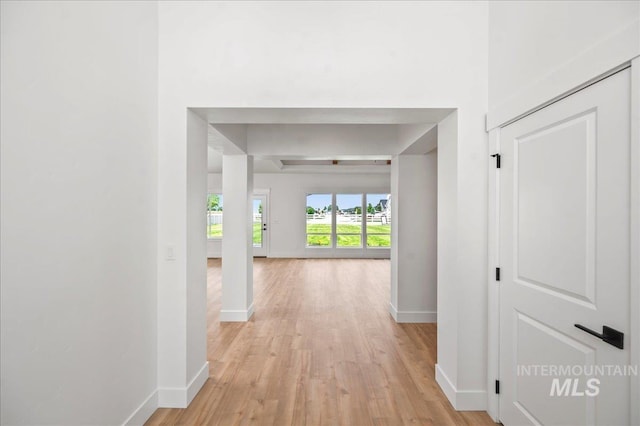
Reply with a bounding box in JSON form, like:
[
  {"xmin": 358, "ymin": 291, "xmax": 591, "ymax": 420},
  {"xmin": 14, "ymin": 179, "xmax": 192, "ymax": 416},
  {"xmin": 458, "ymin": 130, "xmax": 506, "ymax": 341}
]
[{"xmin": 146, "ymin": 259, "xmax": 493, "ymax": 425}]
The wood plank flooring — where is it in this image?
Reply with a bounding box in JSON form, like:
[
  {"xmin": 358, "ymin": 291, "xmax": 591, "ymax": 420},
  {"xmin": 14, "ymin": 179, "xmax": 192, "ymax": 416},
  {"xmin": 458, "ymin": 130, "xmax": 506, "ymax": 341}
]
[{"xmin": 146, "ymin": 258, "xmax": 494, "ymax": 426}]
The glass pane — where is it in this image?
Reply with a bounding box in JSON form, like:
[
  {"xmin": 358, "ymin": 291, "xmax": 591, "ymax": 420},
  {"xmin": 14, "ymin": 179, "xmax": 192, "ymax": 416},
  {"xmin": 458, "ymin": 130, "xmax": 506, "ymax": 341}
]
[
  {"xmin": 336, "ymin": 194, "xmax": 362, "ymax": 248},
  {"xmin": 367, "ymin": 235, "xmax": 391, "ymax": 247},
  {"xmin": 366, "ymin": 223, "xmax": 391, "ymax": 235},
  {"xmin": 306, "ymin": 193, "xmax": 332, "ymax": 236},
  {"xmin": 307, "ymin": 234, "xmax": 332, "ymax": 247},
  {"xmin": 336, "ymin": 194, "xmax": 362, "ymax": 235},
  {"xmin": 253, "ymin": 198, "xmax": 262, "ymax": 247},
  {"xmin": 207, "ymin": 194, "xmax": 223, "ymax": 238},
  {"xmin": 366, "ymin": 193, "xmax": 391, "ymax": 228},
  {"xmin": 337, "ymin": 235, "xmax": 362, "ymax": 247}
]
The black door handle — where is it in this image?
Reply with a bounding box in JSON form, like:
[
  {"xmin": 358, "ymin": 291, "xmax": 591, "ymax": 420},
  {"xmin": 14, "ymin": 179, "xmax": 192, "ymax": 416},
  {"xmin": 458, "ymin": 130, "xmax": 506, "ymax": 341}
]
[{"xmin": 574, "ymin": 324, "xmax": 624, "ymax": 349}]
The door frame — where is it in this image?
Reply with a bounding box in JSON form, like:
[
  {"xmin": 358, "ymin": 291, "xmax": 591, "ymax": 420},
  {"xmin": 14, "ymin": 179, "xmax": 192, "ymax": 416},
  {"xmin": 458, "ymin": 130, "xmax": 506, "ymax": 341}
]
[
  {"xmin": 253, "ymin": 189, "xmax": 270, "ymax": 257},
  {"xmin": 487, "ymin": 59, "xmax": 640, "ymax": 424},
  {"xmin": 487, "ymin": 127, "xmax": 501, "ymax": 421}
]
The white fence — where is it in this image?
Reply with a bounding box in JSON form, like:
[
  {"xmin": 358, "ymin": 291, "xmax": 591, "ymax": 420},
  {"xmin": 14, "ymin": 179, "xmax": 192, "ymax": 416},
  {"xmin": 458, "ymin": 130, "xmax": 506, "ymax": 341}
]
[
  {"xmin": 207, "ymin": 212, "xmax": 223, "ymax": 225},
  {"xmin": 306, "ymin": 213, "xmax": 390, "ymax": 224}
]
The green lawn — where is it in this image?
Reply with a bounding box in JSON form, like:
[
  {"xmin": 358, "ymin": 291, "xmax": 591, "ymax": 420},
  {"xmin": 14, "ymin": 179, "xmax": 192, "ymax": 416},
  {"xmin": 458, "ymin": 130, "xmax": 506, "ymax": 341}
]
[
  {"xmin": 307, "ymin": 223, "xmax": 391, "ymax": 247},
  {"xmin": 366, "ymin": 235, "xmax": 391, "ymax": 247},
  {"xmin": 209, "ymin": 222, "xmax": 390, "ymax": 248},
  {"xmin": 253, "ymin": 222, "xmax": 261, "ymax": 245},
  {"xmin": 208, "ymin": 223, "xmax": 262, "ymax": 245},
  {"xmin": 207, "ymin": 224, "xmax": 223, "ymax": 238},
  {"xmin": 307, "ymin": 234, "xmax": 331, "ymax": 247},
  {"xmin": 337, "ymin": 235, "xmax": 361, "ymax": 247}
]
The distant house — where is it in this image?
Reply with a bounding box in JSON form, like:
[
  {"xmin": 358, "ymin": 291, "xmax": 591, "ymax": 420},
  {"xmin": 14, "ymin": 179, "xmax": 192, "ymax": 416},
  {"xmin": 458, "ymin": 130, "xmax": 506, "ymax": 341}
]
[{"xmin": 374, "ymin": 196, "xmax": 391, "ymax": 224}]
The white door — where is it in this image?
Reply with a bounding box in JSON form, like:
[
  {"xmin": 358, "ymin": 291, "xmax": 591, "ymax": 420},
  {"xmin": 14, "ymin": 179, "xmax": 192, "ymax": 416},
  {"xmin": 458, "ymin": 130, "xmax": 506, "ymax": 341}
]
[
  {"xmin": 253, "ymin": 195, "xmax": 268, "ymax": 257},
  {"xmin": 499, "ymin": 69, "xmax": 632, "ymax": 425}
]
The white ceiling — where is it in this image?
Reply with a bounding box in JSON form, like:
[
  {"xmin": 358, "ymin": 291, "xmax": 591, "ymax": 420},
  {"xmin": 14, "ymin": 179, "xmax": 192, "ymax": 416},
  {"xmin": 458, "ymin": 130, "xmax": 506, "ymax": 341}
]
[{"xmin": 201, "ymin": 108, "xmax": 452, "ymax": 174}]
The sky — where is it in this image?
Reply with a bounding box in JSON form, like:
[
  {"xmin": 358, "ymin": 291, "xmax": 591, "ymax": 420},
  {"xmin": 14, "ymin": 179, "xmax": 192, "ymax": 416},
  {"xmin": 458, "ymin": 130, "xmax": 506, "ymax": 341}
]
[{"xmin": 306, "ymin": 193, "xmax": 389, "ymax": 210}]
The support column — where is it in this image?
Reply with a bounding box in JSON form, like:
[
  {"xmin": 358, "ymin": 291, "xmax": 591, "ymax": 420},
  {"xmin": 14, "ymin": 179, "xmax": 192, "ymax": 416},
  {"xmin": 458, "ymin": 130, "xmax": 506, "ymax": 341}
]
[
  {"xmin": 221, "ymin": 154, "xmax": 254, "ymax": 321},
  {"xmin": 157, "ymin": 109, "xmax": 209, "ymax": 407},
  {"xmin": 390, "ymin": 153, "xmax": 438, "ymax": 323}
]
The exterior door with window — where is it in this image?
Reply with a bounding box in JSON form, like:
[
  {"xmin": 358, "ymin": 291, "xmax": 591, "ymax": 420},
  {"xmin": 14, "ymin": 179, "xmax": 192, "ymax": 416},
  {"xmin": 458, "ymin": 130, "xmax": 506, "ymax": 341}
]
[
  {"xmin": 498, "ymin": 69, "xmax": 632, "ymax": 425},
  {"xmin": 253, "ymin": 195, "xmax": 268, "ymax": 257}
]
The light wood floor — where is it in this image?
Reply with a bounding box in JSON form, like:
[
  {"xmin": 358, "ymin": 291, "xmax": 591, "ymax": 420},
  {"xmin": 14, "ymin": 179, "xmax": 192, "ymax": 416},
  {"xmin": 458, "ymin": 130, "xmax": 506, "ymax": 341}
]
[{"xmin": 146, "ymin": 258, "xmax": 494, "ymax": 426}]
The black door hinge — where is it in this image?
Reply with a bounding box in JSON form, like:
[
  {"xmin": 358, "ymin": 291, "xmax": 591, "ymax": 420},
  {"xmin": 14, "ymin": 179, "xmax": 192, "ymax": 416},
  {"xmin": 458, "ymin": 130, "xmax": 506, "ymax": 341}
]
[
  {"xmin": 495, "ymin": 380, "xmax": 500, "ymax": 394},
  {"xmin": 491, "ymin": 153, "xmax": 501, "ymax": 168},
  {"xmin": 495, "ymin": 267, "xmax": 501, "ymax": 281}
]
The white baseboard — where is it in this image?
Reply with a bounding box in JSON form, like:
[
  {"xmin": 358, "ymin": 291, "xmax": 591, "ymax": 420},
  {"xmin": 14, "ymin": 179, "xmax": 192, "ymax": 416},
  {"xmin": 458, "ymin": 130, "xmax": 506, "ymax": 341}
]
[
  {"xmin": 389, "ymin": 303, "xmax": 399, "ymax": 321},
  {"xmin": 220, "ymin": 303, "xmax": 254, "ymax": 322},
  {"xmin": 435, "ymin": 363, "xmax": 457, "ymax": 406},
  {"xmin": 396, "ymin": 310, "xmax": 436, "ymax": 323},
  {"xmin": 158, "ymin": 361, "xmax": 210, "ymax": 408},
  {"xmin": 157, "ymin": 387, "xmax": 186, "ymax": 408},
  {"xmin": 389, "ymin": 303, "xmax": 436, "ymax": 323},
  {"xmin": 187, "ymin": 362, "xmax": 209, "ymax": 404},
  {"xmin": 122, "ymin": 389, "xmax": 158, "ymax": 426},
  {"xmin": 267, "ymin": 251, "xmax": 391, "ymax": 259},
  {"xmin": 435, "ymin": 364, "xmax": 487, "ymax": 411}
]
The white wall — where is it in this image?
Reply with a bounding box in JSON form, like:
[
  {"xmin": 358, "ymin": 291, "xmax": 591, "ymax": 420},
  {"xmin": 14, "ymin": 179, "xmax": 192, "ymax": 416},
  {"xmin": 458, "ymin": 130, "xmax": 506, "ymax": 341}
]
[
  {"xmin": 208, "ymin": 172, "xmax": 391, "ymax": 258},
  {"xmin": 488, "ymin": 0, "xmax": 640, "ymax": 127},
  {"xmin": 207, "ymin": 235, "xmax": 222, "ymax": 258},
  {"xmin": 159, "ymin": 1, "xmax": 489, "ymax": 408},
  {"xmin": 0, "ymin": 1, "xmax": 158, "ymax": 424},
  {"xmin": 390, "ymin": 153, "xmax": 438, "ymax": 323}
]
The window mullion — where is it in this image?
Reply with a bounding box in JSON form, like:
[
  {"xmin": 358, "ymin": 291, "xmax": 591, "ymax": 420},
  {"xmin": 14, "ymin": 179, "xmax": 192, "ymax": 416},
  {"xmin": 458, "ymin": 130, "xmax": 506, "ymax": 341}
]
[
  {"xmin": 362, "ymin": 193, "xmax": 366, "ymax": 249},
  {"xmin": 331, "ymin": 193, "xmax": 337, "ymax": 248}
]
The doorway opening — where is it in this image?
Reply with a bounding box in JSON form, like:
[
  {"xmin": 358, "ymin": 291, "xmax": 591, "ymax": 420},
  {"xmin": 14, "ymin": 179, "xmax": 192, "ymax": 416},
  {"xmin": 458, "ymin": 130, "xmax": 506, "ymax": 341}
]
[{"xmin": 176, "ymin": 107, "xmax": 465, "ymax": 412}]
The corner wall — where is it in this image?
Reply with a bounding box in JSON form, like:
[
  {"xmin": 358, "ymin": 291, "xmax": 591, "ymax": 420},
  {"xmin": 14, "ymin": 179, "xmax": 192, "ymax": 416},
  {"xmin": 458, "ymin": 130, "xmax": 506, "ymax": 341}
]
[
  {"xmin": 435, "ymin": 111, "xmax": 461, "ymax": 404},
  {"xmin": 0, "ymin": 1, "xmax": 159, "ymax": 424},
  {"xmin": 185, "ymin": 111, "xmax": 209, "ymax": 398},
  {"xmin": 390, "ymin": 153, "xmax": 438, "ymax": 323}
]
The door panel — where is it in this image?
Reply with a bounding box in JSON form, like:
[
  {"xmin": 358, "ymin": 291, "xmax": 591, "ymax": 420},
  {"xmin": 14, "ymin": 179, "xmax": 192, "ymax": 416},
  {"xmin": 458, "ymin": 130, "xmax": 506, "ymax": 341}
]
[
  {"xmin": 499, "ymin": 69, "xmax": 631, "ymax": 425},
  {"xmin": 253, "ymin": 195, "xmax": 268, "ymax": 257},
  {"xmin": 515, "ymin": 111, "xmax": 596, "ymax": 305},
  {"xmin": 514, "ymin": 311, "xmax": 596, "ymax": 425}
]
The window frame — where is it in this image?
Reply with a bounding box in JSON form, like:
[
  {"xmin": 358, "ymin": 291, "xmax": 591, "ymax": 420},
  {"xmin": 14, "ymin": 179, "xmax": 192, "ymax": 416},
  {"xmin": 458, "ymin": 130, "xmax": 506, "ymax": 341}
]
[
  {"xmin": 364, "ymin": 193, "xmax": 391, "ymax": 248},
  {"xmin": 305, "ymin": 191, "xmax": 391, "ymax": 250},
  {"xmin": 305, "ymin": 193, "xmax": 333, "ymax": 248},
  {"xmin": 335, "ymin": 193, "xmax": 364, "ymax": 249}
]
